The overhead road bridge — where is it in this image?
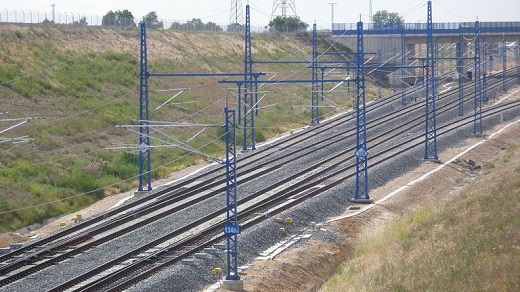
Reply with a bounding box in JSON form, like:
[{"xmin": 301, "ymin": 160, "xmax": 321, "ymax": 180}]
[
  {"xmin": 332, "ymin": 22, "xmax": 520, "ymax": 37},
  {"xmin": 330, "ymin": 21, "xmax": 520, "ymax": 71}
]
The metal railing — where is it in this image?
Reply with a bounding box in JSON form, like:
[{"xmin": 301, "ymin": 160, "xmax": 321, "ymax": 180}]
[{"xmin": 333, "ymin": 21, "xmax": 520, "ymax": 35}]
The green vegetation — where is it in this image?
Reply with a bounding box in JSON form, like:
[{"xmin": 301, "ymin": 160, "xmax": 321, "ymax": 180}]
[
  {"xmin": 0, "ymin": 25, "xmax": 359, "ymax": 232},
  {"xmin": 322, "ymin": 143, "xmax": 520, "ymax": 291},
  {"xmin": 102, "ymin": 10, "xmax": 136, "ymax": 27},
  {"xmin": 268, "ymin": 16, "xmax": 309, "ymax": 33},
  {"xmin": 373, "ymin": 10, "xmax": 404, "ymax": 29}
]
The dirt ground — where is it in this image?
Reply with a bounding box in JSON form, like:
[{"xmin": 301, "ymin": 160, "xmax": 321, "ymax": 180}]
[{"xmin": 2, "ymin": 88, "xmax": 520, "ymax": 292}]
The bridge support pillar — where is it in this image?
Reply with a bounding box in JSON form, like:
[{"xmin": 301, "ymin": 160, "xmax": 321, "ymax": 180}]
[{"xmin": 407, "ymin": 43, "xmax": 417, "ymax": 76}]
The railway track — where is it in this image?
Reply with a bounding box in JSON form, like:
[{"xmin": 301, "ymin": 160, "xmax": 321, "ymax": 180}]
[
  {"xmin": 60, "ymin": 98, "xmax": 520, "ymax": 292},
  {"xmin": 0, "ymin": 68, "xmax": 518, "ymax": 291}
]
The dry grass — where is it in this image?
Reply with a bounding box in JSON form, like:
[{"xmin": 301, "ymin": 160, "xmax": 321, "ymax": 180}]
[{"xmin": 321, "ymin": 144, "xmax": 520, "ymax": 292}]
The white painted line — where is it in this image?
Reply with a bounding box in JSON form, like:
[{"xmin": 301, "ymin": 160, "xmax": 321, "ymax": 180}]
[
  {"xmin": 439, "ymin": 86, "xmax": 452, "ymax": 94},
  {"xmin": 327, "ymin": 116, "xmax": 520, "ymax": 223},
  {"xmin": 109, "ymin": 196, "xmax": 134, "ymax": 210},
  {"xmin": 495, "ymin": 88, "xmax": 520, "ymax": 105},
  {"xmin": 161, "ymin": 162, "xmax": 217, "ymax": 187},
  {"xmin": 257, "ymin": 233, "xmax": 313, "ymax": 260}
]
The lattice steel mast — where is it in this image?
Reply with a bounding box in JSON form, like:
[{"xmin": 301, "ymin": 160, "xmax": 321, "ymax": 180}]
[
  {"xmin": 502, "ymin": 34, "xmax": 507, "ymax": 92},
  {"xmin": 224, "ymin": 108, "xmax": 240, "ymax": 281},
  {"xmin": 243, "ymin": 4, "xmax": 255, "ymax": 150},
  {"xmin": 311, "ymin": 23, "xmax": 320, "ymax": 124},
  {"xmin": 474, "ymin": 21, "xmax": 482, "ymax": 135},
  {"xmin": 351, "ymin": 20, "xmax": 372, "ymax": 203},
  {"xmin": 457, "ymin": 25, "xmax": 464, "ymax": 116},
  {"xmin": 229, "ymin": 0, "xmax": 243, "ymax": 27},
  {"xmin": 271, "ymin": 0, "xmax": 297, "ymax": 19},
  {"xmin": 401, "ymin": 31, "xmax": 406, "ymax": 105},
  {"xmin": 424, "ymin": 0, "xmax": 438, "ymax": 161},
  {"xmin": 138, "ymin": 22, "xmax": 152, "ymax": 192}
]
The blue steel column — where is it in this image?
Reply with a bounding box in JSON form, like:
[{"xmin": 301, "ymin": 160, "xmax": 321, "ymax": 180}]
[
  {"xmin": 320, "ymin": 67, "xmax": 325, "ymax": 101},
  {"xmin": 483, "ymin": 42, "xmax": 488, "ymax": 103},
  {"xmin": 457, "ymin": 25, "xmax": 464, "ymax": 116},
  {"xmin": 474, "ymin": 21, "xmax": 482, "ymax": 135},
  {"xmin": 377, "ymin": 49, "xmax": 382, "ymax": 98},
  {"xmin": 401, "ymin": 31, "xmax": 406, "ymax": 105},
  {"xmin": 311, "ymin": 23, "xmax": 320, "ymax": 125},
  {"xmin": 517, "ymin": 41, "xmax": 520, "ymax": 84},
  {"xmin": 351, "ymin": 21, "xmax": 371, "ymax": 203},
  {"xmin": 502, "ymin": 34, "xmax": 507, "ymax": 92},
  {"xmin": 237, "ymin": 82, "xmax": 242, "ymax": 124},
  {"xmin": 424, "ymin": 0, "xmax": 438, "ymax": 161},
  {"xmin": 243, "ymin": 4, "xmax": 255, "ymax": 150},
  {"xmin": 254, "ymin": 75, "xmax": 259, "ymax": 116},
  {"xmin": 138, "ymin": 22, "xmax": 152, "ymax": 192},
  {"xmin": 346, "ymin": 65, "xmax": 351, "ymax": 94},
  {"xmin": 224, "ymin": 108, "xmax": 240, "ymax": 281}
]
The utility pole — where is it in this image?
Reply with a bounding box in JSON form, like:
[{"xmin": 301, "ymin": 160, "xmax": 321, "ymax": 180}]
[
  {"xmin": 369, "ymin": 0, "xmax": 373, "ymax": 24},
  {"xmin": 52, "ymin": 4, "xmax": 55, "ymax": 23},
  {"xmin": 328, "ymin": 3, "xmax": 337, "ymax": 31}
]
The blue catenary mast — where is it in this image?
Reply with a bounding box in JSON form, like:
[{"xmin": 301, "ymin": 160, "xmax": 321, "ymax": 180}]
[
  {"xmin": 138, "ymin": 22, "xmax": 152, "ymax": 192},
  {"xmin": 401, "ymin": 31, "xmax": 406, "ymax": 105},
  {"xmin": 457, "ymin": 25, "xmax": 464, "ymax": 116},
  {"xmin": 224, "ymin": 108, "xmax": 240, "ymax": 281},
  {"xmin": 351, "ymin": 21, "xmax": 371, "ymax": 203},
  {"xmin": 483, "ymin": 42, "xmax": 488, "ymax": 103},
  {"xmin": 515, "ymin": 40, "xmax": 520, "ymax": 84},
  {"xmin": 473, "ymin": 21, "xmax": 482, "ymax": 135},
  {"xmin": 517, "ymin": 41, "xmax": 520, "ymax": 84},
  {"xmin": 254, "ymin": 75, "xmax": 259, "ymax": 116},
  {"xmin": 311, "ymin": 23, "xmax": 320, "ymax": 124},
  {"xmin": 237, "ymin": 82, "xmax": 243, "ymax": 124},
  {"xmin": 377, "ymin": 49, "xmax": 382, "ymax": 98},
  {"xmin": 243, "ymin": 4, "xmax": 255, "ymax": 150},
  {"xmin": 502, "ymin": 34, "xmax": 507, "ymax": 92},
  {"xmin": 424, "ymin": 0, "xmax": 438, "ymax": 161},
  {"xmin": 320, "ymin": 67, "xmax": 326, "ymax": 102}
]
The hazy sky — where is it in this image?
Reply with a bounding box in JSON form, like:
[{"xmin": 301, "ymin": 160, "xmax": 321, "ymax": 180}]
[{"xmin": 3, "ymin": 0, "xmax": 519, "ymax": 29}]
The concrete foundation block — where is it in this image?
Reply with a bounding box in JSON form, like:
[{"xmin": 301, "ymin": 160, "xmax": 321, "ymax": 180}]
[{"xmin": 222, "ymin": 279, "xmax": 244, "ymax": 292}]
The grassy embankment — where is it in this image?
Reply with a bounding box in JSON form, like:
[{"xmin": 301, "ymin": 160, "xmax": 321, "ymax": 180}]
[
  {"xmin": 321, "ymin": 143, "xmax": 520, "ymax": 291},
  {"xmin": 0, "ymin": 25, "xmax": 357, "ymax": 232}
]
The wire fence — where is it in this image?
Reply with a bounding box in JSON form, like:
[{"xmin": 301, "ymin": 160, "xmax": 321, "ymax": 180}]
[{"xmin": 0, "ymin": 9, "xmax": 271, "ymax": 33}]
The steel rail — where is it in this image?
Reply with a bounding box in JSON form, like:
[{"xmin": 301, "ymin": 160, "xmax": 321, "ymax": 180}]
[{"xmin": 89, "ymin": 99, "xmax": 520, "ymax": 292}]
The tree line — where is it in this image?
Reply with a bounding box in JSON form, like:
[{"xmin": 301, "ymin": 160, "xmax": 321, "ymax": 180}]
[
  {"xmin": 40, "ymin": 9, "xmax": 404, "ymax": 32},
  {"xmin": 100, "ymin": 9, "xmax": 312, "ymax": 32}
]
